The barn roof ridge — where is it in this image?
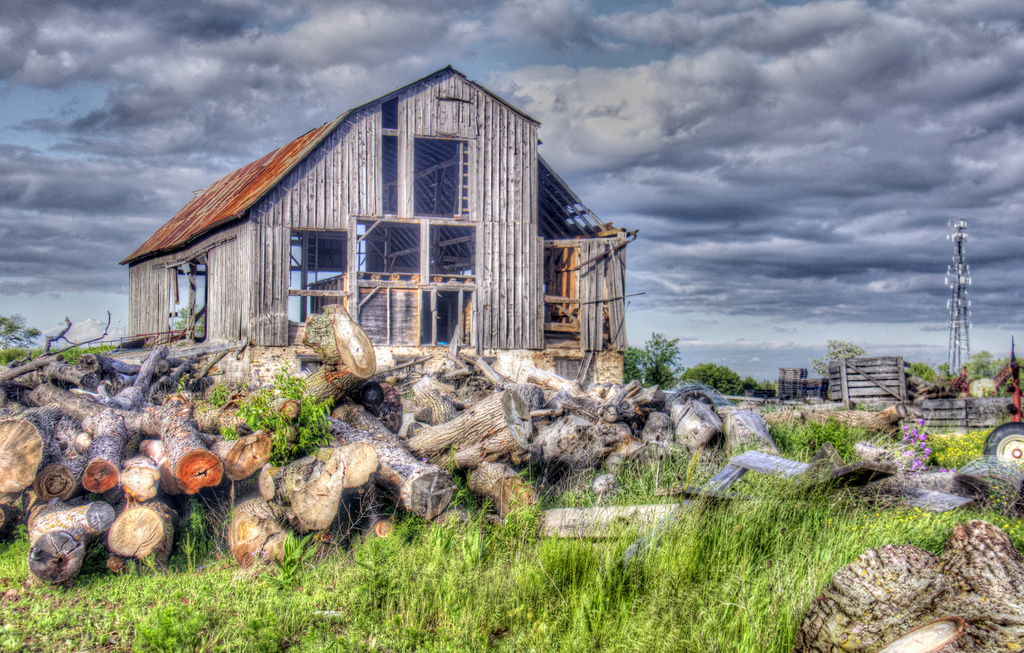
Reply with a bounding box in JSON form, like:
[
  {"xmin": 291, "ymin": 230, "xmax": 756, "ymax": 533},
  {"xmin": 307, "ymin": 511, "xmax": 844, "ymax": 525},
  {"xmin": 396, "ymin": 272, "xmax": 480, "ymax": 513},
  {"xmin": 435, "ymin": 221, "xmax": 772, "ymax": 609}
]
[{"xmin": 122, "ymin": 66, "xmax": 533, "ymax": 265}]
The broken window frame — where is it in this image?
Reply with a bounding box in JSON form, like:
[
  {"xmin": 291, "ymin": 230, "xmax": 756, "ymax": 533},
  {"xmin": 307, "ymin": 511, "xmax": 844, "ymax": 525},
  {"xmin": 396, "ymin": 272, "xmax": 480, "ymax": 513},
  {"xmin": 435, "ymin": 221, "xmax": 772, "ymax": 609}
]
[
  {"xmin": 167, "ymin": 260, "xmax": 208, "ymax": 343},
  {"xmin": 413, "ymin": 137, "xmax": 469, "ymax": 219},
  {"xmin": 288, "ymin": 229, "xmax": 349, "ymax": 322},
  {"xmin": 356, "ymin": 220, "xmax": 420, "ymax": 278}
]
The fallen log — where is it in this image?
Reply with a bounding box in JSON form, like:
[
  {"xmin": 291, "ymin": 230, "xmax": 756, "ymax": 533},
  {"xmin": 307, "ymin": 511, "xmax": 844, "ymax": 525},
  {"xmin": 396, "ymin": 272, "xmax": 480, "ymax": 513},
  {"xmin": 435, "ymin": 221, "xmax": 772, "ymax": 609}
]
[
  {"xmin": 539, "ymin": 504, "xmax": 682, "ymax": 538},
  {"xmin": 148, "ymin": 402, "xmax": 222, "ymax": 494},
  {"xmin": 640, "ymin": 411, "xmax": 674, "ymax": 446},
  {"xmin": 722, "ymin": 410, "xmax": 777, "ymax": 454},
  {"xmin": 303, "ymin": 304, "xmax": 376, "ymax": 377},
  {"xmin": 207, "ymin": 432, "xmax": 274, "ymax": 481},
  {"xmin": 258, "ymin": 443, "xmax": 378, "ymax": 532},
  {"xmin": 0, "ymin": 355, "xmax": 59, "ymax": 383},
  {"xmin": 670, "ymin": 400, "xmax": 722, "ymax": 450},
  {"xmin": 467, "ymin": 461, "xmax": 536, "ymax": 519},
  {"xmin": 0, "ymin": 404, "xmax": 62, "ymax": 493},
  {"xmin": 106, "ymin": 498, "xmax": 178, "ymax": 569},
  {"xmin": 525, "ymin": 366, "xmax": 583, "ymax": 395},
  {"xmin": 27, "ymin": 499, "xmax": 115, "ymax": 585},
  {"xmin": 413, "ymin": 387, "xmax": 461, "ymax": 426},
  {"xmin": 29, "ymin": 383, "xmax": 148, "ymax": 435},
  {"xmin": 33, "ymin": 452, "xmax": 86, "ymax": 502},
  {"xmin": 793, "ymin": 520, "xmax": 1024, "ymax": 651},
  {"xmin": 227, "ymin": 496, "xmax": 287, "ymax": 567},
  {"xmin": 138, "ymin": 440, "xmax": 181, "ymax": 495},
  {"xmin": 98, "ymin": 346, "xmax": 167, "ymax": 411},
  {"xmin": 329, "ymin": 407, "xmax": 454, "ymax": 521},
  {"xmin": 76, "ymin": 353, "xmax": 140, "ymax": 377},
  {"xmin": 406, "ymin": 391, "xmax": 532, "ymax": 469},
  {"xmin": 81, "ymin": 411, "xmax": 130, "ymax": 493}
]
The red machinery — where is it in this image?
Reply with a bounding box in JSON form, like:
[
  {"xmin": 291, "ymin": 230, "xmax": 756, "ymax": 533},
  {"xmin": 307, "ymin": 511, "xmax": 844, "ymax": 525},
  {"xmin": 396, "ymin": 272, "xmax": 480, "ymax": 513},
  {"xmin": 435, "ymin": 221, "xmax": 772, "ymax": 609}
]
[{"xmin": 983, "ymin": 339, "xmax": 1023, "ymax": 462}]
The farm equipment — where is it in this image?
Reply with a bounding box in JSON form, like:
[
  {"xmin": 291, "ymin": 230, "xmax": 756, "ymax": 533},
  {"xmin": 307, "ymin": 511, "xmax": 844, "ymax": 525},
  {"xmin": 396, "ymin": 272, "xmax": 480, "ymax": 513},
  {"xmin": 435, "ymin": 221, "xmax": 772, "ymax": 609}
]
[{"xmin": 982, "ymin": 340, "xmax": 1023, "ymax": 462}]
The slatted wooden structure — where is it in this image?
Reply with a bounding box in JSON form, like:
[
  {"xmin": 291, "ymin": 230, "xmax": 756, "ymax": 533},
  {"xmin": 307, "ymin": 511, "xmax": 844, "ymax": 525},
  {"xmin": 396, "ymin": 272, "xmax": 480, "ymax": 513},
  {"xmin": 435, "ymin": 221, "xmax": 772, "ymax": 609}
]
[
  {"xmin": 122, "ymin": 67, "xmax": 629, "ymax": 364},
  {"xmin": 918, "ymin": 398, "xmax": 1012, "ymax": 430},
  {"xmin": 828, "ymin": 357, "xmax": 908, "ymax": 407}
]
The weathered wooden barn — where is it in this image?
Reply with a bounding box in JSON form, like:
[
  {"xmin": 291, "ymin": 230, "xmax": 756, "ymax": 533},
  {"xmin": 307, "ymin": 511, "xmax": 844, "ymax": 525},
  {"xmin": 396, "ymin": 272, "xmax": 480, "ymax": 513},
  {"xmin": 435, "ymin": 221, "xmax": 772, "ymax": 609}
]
[{"xmin": 122, "ymin": 67, "xmax": 630, "ymax": 383}]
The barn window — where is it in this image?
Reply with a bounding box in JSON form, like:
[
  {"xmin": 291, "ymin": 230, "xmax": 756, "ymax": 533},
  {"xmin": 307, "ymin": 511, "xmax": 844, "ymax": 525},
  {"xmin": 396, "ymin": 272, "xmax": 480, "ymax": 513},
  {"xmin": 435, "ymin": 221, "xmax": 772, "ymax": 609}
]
[
  {"xmin": 414, "ymin": 138, "xmax": 468, "ymax": 218},
  {"xmin": 430, "ymin": 225, "xmax": 475, "ymax": 277},
  {"xmin": 420, "ymin": 289, "xmax": 470, "ymax": 346},
  {"xmin": 382, "ymin": 97, "xmax": 399, "ymax": 131},
  {"xmin": 289, "ymin": 230, "xmax": 348, "ymax": 322},
  {"xmin": 357, "ymin": 221, "xmax": 419, "ymax": 274},
  {"xmin": 168, "ymin": 261, "xmax": 207, "ymax": 342},
  {"xmin": 382, "ymin": 134, "xmax": 398, "ymax": 215}
]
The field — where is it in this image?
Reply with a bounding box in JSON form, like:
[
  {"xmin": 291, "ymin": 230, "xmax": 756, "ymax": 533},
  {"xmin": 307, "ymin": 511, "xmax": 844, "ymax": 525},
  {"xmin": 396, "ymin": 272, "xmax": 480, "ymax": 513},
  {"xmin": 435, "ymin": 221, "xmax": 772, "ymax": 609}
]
[{"xmin": 0, "ymin": 420, "xmax": 1020, "ymax": 653}]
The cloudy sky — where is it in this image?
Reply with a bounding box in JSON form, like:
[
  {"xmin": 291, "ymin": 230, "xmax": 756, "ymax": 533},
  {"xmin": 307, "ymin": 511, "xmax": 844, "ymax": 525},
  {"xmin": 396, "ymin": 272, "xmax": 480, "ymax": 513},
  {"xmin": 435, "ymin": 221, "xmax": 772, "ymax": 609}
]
[{"xmin": 2, "ymin": 0, "xmax": 1022, "ymax": 379}]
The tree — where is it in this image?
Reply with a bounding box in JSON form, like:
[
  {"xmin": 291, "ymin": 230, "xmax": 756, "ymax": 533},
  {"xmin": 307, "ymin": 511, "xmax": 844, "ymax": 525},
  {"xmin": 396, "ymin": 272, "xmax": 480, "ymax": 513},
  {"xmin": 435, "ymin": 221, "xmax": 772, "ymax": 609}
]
[
  {"xmin": 810, "ymin": 340, "xmax": 866, "ymax": 375},
  {"xmin": 965, "ymin": 351, "xmax": 1008, "ymax": 379},
  {"xmin": 680, "ymin": 362, "xmax": 743, "ymax": 396},
  {"xmin": 907, "ymin": 362, "xmax": 937, "ymax": 383},
  {"xmin": 0, "ymin": 314, "xmax": 40, "ymax": 349},
  {"xmin": 623, "ymin": 333, "xmax": 683, "ymax": 389}
]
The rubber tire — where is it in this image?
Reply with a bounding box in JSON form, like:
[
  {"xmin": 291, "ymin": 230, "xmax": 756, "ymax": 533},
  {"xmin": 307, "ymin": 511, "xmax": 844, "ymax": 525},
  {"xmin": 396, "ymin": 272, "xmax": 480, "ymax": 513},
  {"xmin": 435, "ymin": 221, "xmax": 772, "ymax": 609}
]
[{"xmin": 982, "ymin": 422, "xmax": 1024, "ymax": 464}]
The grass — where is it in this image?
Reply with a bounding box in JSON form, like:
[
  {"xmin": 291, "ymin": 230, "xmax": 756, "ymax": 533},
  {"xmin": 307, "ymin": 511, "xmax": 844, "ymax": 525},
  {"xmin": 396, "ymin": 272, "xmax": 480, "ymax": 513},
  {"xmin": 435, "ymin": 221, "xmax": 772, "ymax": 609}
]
[{"xmin": 1, "ymin": 427, "xmax": 1022, "ymax": 652}]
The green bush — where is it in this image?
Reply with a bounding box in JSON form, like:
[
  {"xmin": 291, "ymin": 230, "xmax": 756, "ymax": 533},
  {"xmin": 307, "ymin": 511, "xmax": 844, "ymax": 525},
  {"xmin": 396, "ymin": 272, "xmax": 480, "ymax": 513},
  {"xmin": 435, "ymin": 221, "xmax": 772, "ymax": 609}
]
[{"xmin": 235, "ymin": 369, "xmax": 333, "ymax": 465}]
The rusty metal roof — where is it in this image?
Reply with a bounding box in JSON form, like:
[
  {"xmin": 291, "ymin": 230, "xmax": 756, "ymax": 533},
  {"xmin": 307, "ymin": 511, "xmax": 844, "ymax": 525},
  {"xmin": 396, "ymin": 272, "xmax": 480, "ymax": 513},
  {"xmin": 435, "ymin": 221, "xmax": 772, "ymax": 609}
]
[{"xmin": 121, "ymin": 112, "xmax": 348, "ymax": 264}]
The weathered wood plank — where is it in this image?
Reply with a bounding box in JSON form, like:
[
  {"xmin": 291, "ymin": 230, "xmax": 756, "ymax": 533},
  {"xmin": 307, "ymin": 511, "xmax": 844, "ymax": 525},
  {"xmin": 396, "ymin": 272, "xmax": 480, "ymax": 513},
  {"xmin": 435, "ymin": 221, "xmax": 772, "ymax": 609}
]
[
  {"xmin": 539, "ymin": 504, "xmax": 682, "ymax": 539},
  {"xmin": 729, "ymin": 450, "xmax": 810, "ymax": 477}
]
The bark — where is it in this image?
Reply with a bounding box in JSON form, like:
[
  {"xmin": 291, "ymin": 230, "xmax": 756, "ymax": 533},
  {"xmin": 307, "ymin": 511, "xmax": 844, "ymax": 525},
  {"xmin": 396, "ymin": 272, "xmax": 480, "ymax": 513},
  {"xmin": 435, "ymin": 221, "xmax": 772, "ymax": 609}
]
[
  {"xmin": 150, "ymin": 402, "xmax": 223, "ymax": 494},
  {"xmin": 640, "ymin": 411, "xmax": 675, "ymax": 446},
  {"xmin": 505, "ymin": 383, "xmax": 545, "ymax": 411},
  {"xmin": 82, "ymin": 410, "xmax": 129, "ymax": 493},
  {"xmin": 329, "ymin": 406, "xmax": 454, "ymax": 521},
  {"xmin": 120, "ymin": 455, "xmax": 162, "ymax": 503},
  {"xmin": 29, "ymin": 383, "xmax": 148, "ymax": 435},
  {"xmin": 413, "ymin": 387, "xmax": 462, "ymax": 426},
  {"xmin": 106, "ymin": 498, "xmax": 177, "ymax": 568},
  {"xmin": 138, "ymin": 439, "xmax": 181, "ymax": 495},
  {"xmin": 97, "ymin": 346, "xmax": 167, "ymax": 411},
  {"xmin": 0, "ymin": 355, "xmax": 59, "ymax": 383},
  {"xmin": 794, "ymin": 519, "xmax": 1024, "ymax": 652},
  {"xmin": 0, "ymin": 405, "xmax": 62, "ymax": 493},
  {"xmin": 27, "ymin": 498, "xmax": 115, "ymax": 585},
  {"xmin": 207, "ymin": 431, "xmax": 273, "ymax": 481},
  {"xmin": 193, "ymin": 402, "xmax": 247, "ymax": 434},
  {"xmin": 525, "ymin": 365, "xmax": 583, "ymax": 395},
  {"xmin": 406, "ymin": 392, "xmax": 533, "ymax": 469},
  {"xmin": 42, "ymin": 361, "xmax": 99, "ymax": 390},
  {"xmin": 722, "ymin": 409, "xmax": 778, "ymax": 455},
  {"xmin": 302, "ymin": 304, "xmax": 376, "ymax": 377},
  {"xmin": 227, "ymin": 496, "xmax": 286, "ymax": 567},
  {"xmin": 259, "ymin": 443, "xmax": 378, "ymax": 532},
  {"xmin": 467, "ymin": 461, "xmax": 536, "ymax": 518},
  {"xmin": 76, "ymin": 353, "xmax": 140, "ymax": 377},
  {"xmin": 670, "ymin": 401, "xmax": 723, "ymax": 450},
  {"xmin": 270, "ymin": 397, "xmax": 301, "ymax": 421},
  {"xmin": 533, "ymin": 416, "xmax": 630, "ymax": 470}
]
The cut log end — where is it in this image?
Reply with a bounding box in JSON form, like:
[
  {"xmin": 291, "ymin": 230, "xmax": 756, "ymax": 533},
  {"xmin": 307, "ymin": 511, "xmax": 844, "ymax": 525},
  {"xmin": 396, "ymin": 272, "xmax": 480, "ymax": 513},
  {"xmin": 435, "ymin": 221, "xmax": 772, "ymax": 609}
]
[
  {"xmin": 401, "ymin": 471, "xmax": 456, "ymax": 522},
  {"xmin": 0, "ymin": 419, "xmax": 45, "ymax": 493},
  {"xmin": 83, "ymin": 460, "xmax": 120, "ymax": 494},
  {"xmin": 28, "ymin": 531, "xmax": 87, "ymax": 584},
  {"xmin": 876, "ymin": 617, "xmax": 966, "ymax": 653},
  {"xmin": 175, "ymin": 450, "xmax": 223, "ymax": 494},
  {"xmin": 33, "ymin": 463, "xmax": 78, "ymax": 502}
]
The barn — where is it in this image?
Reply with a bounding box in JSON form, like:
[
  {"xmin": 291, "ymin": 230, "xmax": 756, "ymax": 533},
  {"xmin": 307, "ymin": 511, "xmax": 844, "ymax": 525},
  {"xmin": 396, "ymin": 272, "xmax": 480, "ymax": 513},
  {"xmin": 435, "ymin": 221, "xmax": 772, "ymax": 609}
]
[{"xmin": 122, "ymin": 67, "xmax": 631, "ymax": 384}]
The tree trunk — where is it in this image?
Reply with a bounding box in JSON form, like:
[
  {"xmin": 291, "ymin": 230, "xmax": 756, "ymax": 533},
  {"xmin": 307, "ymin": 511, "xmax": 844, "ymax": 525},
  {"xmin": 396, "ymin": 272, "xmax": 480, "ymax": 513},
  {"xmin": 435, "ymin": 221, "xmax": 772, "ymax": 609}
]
[
  {"xmin": 228, "ymin": 496, "xmax": 287, "ymax": 567},
  {"xmin": 42, "ymin": 361, "xmax": 99, "ymax": 390},
  {"xmin": 303, "ymin": 304, "xmax": 376, "ymax": 377},
  {"xmin": 413, "ymin": 387, "xmax": 462, "ymax": 425},
  {"xmin": 193, "ymin": 403, "xmax": 247, "ymax": 434},
  {"xmin": 82, "ymin": 410, "xmax": 129, "ymax": 493},
  {"xmin": 97, "ymin": 346, "xmax": 167, "ymax": 411},
  {"xmin": 120, "ymin": 455, "xmax": 162, "ymax": 503},
  {"xmin": 467, "ymin": 461, "xmax": 536, "ymax": 518},
  {"xmin": 671, "ymin": 401, "xmax": 723, "ymax": 450},
  {"xmin": 0, "ymin": 405, "xmax": 62, "ymax": 493},
  {"xmin": 106, "ymin": 498, "xmax": 177, "ymax": 568},
  {"xmin": 505, "ymin": 383, "xmax": 545, "ymax": 411},
  {"xmin": 794, "ymin": 519, "xmax": 1024, "ymax": 651},
  {"xmin": 406, "ymin": 392, "xmax": 532, "ymax": 469},
  {"xmin": 138, "ymin": 439, "xmax": 181, "ymax": 495},
  {"xmin": 33, "ymin": 452, "xmax": 86, "ymax": 502},
  {"xmin": 28, "ymin": 383, "xmax": 148, "ymax": 435},
  {"xmin": 533, "ymin": 416, "xmax": 629, "ymax": 470},
  {"xmin": 150, "ymin": 402, "xmax": 223, "ymax": 494},
  {"xmin": 0, "ymin": 355, "xmax": 59, "ymax": 383},
  {"xmin": 722, "ymin": 409, "xmax": 777, "ymax": 454},
  {"xmin": 208, "ymin": 432, "xmax": 273, "ymax": 481},
  {"xmin": 525, "ymin": 365, "xmax": 584, "ymax": 395},
  {"xmin": 76, "ymin": 353, "xmax": 140, "ymax": 378},
  {"xmin": 640, "ymin": 411, "xmax": 675, "ymax": 446},
  {"xmin": 329, "ymin": 407, "xmax": 454, "ymax": 521},
  {"xmin": 27, "ymin": 499, "xmax": 115, "ymax": 585},
  {"xmin": 258, "ymin": 443, "xmax": 378, "ymax": 532}
]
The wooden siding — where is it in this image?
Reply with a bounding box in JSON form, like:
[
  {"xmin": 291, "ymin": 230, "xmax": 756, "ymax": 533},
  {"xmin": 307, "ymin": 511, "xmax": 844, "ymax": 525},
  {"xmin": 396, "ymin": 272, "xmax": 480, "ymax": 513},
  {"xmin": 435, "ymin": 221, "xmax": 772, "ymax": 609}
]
[
  {"xmin": 357, "ymin": 288, "xmax": 418, "ymax": 346},
  {"xmin": 579, "ymin": 237, "xmax": 627, "ymax": 352},
  {"xmin": 126, "ymin": 223, "xmax": 249, "ymax": 340}
]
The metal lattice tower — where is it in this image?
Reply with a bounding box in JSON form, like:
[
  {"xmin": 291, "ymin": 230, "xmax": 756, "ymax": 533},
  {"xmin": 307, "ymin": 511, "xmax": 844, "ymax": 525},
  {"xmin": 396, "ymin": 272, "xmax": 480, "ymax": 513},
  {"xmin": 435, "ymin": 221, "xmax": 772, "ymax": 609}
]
[{"xmin": 946, "ymin": 219, "xmax": 971, "ymax": 371}]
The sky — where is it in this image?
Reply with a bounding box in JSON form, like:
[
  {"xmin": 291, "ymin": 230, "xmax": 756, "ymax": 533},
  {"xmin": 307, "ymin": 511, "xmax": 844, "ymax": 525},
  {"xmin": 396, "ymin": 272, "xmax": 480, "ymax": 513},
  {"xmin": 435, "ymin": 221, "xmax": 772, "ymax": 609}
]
[{"xmin": 1, "ymin": 0, "xmax": 1022, "ymax": 380}]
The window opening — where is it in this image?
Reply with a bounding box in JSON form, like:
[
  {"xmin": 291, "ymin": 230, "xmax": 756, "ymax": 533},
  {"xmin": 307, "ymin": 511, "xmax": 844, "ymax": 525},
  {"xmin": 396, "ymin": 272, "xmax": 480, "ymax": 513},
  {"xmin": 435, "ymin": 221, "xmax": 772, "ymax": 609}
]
[
  {"xmin": 420, "ymin": 289, "xmax": 469, "ymax": 346},
  {"xmin": 430, "ymin": 225, "xmax": 475, "ymax": 277},
  {"xmin": 382, "ymin": 97, "xmax": 399, "ymax": 131},
  {"xmin": 289, "ymin": 230, "xmax": 348, "ymax": 321},
  {"xmin": 414, "ymin": 138, "xmax": 467, "ymax": 218},
  {"xmin": 357, "ymin": 221, "xmax": 420, "ymax": 275},
  {"xmin": 168, "ymin": 261, "xmax": 207, "ymax": 342},
  {"xmin": 382, "ymin": 135, "xmax": 398, "ymax": 215}
]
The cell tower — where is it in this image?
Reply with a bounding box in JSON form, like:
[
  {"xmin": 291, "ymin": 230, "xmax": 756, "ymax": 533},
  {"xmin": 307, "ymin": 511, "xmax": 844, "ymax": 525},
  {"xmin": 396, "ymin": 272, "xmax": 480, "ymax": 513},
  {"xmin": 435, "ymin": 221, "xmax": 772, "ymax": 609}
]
[{"xmin": 946, "ymin": 219, "xmax": 971, "ymax": 371}]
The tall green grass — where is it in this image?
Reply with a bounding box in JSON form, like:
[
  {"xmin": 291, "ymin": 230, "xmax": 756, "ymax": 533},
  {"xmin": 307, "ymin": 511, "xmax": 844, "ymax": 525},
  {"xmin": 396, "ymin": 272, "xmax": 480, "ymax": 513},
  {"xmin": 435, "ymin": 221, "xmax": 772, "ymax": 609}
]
[{"xmin": 0, "ymin": 437, "xmax": 1021, "ymax": 651}]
